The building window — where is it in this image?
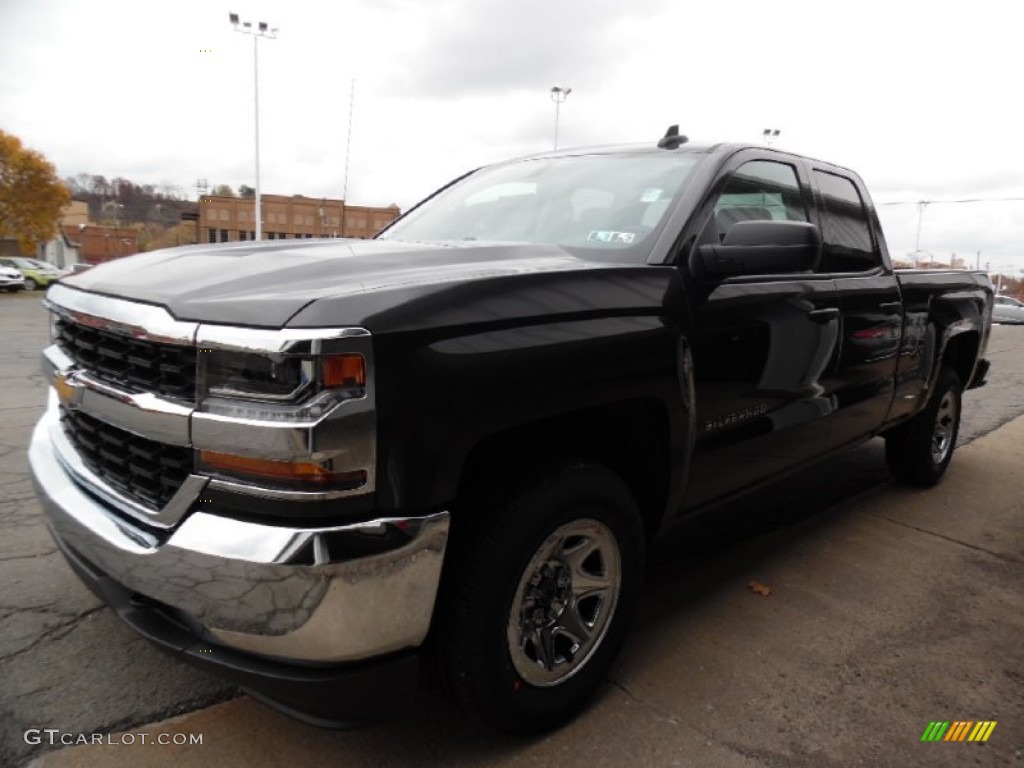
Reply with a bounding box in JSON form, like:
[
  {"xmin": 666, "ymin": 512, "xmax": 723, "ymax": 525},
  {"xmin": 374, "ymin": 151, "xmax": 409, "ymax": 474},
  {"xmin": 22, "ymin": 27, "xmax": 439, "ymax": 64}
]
[
  {"xmin": 208, "ymin": 228, "xmax": 217, "ymax": 243},
  {"xmin": 250, "ymin": 231, "xmax": 255, "ymax": 240},
  {"xmin": 219, "ymin": 210, "xmax": 229, "ymax": 221},
  {"xmin": 239, "ymin": 231, "xmax": 247, "ymax": 241},
  {"xmin": 220, "ymin": 229, "xmax": 229, "ymax": 242}
]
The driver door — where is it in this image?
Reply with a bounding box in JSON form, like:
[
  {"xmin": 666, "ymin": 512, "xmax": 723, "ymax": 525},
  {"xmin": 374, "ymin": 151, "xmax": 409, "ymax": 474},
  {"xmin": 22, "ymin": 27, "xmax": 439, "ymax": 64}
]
[{"xmin": 683, "ymin": 155, "xmax": 841, "ymax": 507}]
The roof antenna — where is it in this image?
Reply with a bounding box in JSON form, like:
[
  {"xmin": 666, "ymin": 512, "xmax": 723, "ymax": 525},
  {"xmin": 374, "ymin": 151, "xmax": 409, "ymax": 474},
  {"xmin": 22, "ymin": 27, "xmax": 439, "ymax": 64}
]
[{"xmin": 657, "ymin": 124, "xmax": 688, "ymax": 150}]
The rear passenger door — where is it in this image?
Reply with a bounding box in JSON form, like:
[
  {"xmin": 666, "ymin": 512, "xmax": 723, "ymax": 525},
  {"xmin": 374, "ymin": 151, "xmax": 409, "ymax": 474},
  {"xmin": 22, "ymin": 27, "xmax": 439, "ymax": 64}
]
[
  {"xmin": 684, "ymin": 154, "xmax": 842, "ymax": 508},
  {"xmin": 811, "ymin": 169, "xmax": 903, "ymax": 448}
]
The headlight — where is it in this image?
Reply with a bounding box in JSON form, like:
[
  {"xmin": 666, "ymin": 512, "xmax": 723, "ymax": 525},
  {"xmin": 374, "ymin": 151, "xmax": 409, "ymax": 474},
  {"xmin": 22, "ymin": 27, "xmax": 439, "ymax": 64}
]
[
  {"xmin": 199, "ymin": 349, "xmax": 366, "ymax": 421},
  {"xmin": 204, "ymin": 350, "xmax": 315, "ymax": 402},
  {"xmin": 192, "ymin": 326, "xmax": 376, "ymax": 497}
]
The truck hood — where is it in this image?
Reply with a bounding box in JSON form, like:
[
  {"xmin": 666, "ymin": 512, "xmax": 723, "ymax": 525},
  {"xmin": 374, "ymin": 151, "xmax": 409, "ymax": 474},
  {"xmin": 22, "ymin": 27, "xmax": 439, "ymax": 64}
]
[{"xmin": 59, "ymin": 239, "xmax": 656, "ymax": 331}]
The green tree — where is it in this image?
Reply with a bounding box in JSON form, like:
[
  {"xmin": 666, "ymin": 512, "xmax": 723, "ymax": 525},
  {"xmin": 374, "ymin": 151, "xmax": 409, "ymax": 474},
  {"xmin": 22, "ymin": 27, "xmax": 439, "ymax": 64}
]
[
  {"xmin": 238, "ymin": 184, "xmax": 255, "ymax": 198},
  {"xmin": 0, "ymin": 130, "xmax": 71, "ymax": 254}
]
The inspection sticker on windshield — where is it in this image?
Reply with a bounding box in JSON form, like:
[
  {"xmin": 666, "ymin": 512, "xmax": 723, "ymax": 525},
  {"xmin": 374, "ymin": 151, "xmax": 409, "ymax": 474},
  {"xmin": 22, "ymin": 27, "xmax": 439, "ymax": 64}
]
[
  {"xmin": 640, "ymin": 188, "xmax": 663, "ymax": 202},
  {"xmin": 588, "ymin": 230, "xmax": 636, "ymax": 244}
]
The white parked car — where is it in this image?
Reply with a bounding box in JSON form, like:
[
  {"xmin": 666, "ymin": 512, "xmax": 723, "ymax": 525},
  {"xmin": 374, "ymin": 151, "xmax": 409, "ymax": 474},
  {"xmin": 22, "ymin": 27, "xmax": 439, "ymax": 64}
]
[
  {"xmin": 993, "ymin": 295, "xmax": 1024, "ymax": 324},
  {"xmin": 0, "ymin": 265, "xmax": 26, "ymax": 292}
]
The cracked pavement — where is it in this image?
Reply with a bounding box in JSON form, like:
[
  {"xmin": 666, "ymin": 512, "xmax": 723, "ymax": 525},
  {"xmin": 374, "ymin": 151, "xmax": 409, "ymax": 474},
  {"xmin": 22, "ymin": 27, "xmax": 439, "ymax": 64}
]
[
  {"xmin": 2, "ymin": 292, "xmax": 1022, "ymax": 767},
  {"xmin": 0, "ymin": 295, "xmax": 231, "ymax": 768}
]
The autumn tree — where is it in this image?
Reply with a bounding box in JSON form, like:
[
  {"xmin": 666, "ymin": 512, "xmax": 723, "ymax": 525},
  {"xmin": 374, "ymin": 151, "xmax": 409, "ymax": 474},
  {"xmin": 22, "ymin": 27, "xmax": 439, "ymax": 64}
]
[
  {"xmin": 0, "ymin": 129, "xmax": 71, "ymax": 254},
  {"xmin": 212, "ymin": 184, "xmax": 235, "ymax": 197}
]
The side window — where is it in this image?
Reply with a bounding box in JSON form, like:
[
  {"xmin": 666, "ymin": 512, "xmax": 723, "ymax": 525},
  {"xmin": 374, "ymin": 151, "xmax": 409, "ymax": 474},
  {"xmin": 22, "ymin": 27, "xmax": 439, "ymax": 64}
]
[
  {"xmin": 711, "ymin": 160, "xmax": 807, "ymax": 243},
  {"xmin": 814, "ymin": 171, "xmax": 878, "ymax": 272}
]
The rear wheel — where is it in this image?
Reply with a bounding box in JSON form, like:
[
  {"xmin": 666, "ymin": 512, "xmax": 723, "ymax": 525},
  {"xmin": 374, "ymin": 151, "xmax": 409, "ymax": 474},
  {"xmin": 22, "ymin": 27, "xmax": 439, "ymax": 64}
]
[
  {"xmin": 441, "ymin": 461, "xmax": 644, "ymax": 734},
  {"xmin": 885, "ymin": 366, "xmax": 962, "ymax": 485}
]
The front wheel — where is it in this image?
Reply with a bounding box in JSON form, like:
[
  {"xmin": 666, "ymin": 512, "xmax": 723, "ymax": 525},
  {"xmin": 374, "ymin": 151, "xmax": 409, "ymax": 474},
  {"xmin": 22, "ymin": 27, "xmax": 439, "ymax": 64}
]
[
  {"xmin": 885, "ymin": 366, "xmax": 962, "ymax": 485},
  {"xmin": 24, "ymin": 278, "xmax": 37, "ymax": 291},
  {"xmin": 440, "ymin": 461, "xmax": 644, "ymax": 734}
]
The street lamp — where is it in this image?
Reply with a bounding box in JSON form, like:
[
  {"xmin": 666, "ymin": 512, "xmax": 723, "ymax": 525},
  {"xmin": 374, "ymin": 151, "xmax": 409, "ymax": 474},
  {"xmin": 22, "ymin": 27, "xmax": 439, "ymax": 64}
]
[
  {"xmin": 550, "ymin": 86, "xmax": 572, "ymax": 150},
  {"xmin": 229, "ymin": 12, "xmax": 278, "ymax": 241},
  {"xmin": 762, "ymin": 128, "xmax": 781, "ymax": 145}
]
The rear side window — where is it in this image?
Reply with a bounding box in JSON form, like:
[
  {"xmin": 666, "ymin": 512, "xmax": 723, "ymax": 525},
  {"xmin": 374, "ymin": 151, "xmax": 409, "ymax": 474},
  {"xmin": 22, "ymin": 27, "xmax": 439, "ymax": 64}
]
[{"xmin": 815, "ymin": 171, "xmax": 879, "ymax": 272}]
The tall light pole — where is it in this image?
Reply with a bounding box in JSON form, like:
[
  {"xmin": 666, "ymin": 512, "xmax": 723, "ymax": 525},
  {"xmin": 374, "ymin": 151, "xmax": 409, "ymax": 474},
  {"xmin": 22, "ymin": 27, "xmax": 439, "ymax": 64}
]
[
  {"xmin": 550, "ymin": 86, "xmax": 572, "ymax": 150},
  {"xmin": 341, "ymin": 77, "xmax": 355, "ymax": 238},
  {"xmin": 230, "ymin": 13, "xmax": 277, "ymax": 241}
]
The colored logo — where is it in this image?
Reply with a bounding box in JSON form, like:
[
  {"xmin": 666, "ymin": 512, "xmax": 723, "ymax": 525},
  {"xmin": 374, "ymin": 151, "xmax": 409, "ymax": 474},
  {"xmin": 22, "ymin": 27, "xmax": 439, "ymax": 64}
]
[
  {"xmin": 54, "ymin": 371, "xmax": 81, "ymax": 409},
  {"xmin": 921, "ymin": 721, "xmax": 997, "ymax": 742}
]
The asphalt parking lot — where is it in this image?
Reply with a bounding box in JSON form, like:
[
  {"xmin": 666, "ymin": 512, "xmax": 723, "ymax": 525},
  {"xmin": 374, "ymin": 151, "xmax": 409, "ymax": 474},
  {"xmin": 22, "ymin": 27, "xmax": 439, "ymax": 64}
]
[{"xmin": 2, "ymin": 290, "xmax": 1022, "ymax": 767}]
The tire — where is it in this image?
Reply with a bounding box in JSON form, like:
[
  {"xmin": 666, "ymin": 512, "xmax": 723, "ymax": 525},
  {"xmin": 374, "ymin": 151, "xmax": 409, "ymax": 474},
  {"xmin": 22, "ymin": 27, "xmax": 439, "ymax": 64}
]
[
  {"xmin": 24, "ymin": 278, "xmax": 37, "ymax": 291},
  {"xmin": 885, "ymin": 366, "xmax": 962, "ymax": 486},
  {"xmin": 440, "ymin": 460, "xmax": 645, "ymax": 734}
]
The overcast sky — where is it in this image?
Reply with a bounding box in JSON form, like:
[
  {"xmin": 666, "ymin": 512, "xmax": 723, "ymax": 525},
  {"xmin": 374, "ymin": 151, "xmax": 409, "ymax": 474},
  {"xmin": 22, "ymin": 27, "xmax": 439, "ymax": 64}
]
[{"xmin": 1, "ymin": 0, "xmax": 1022, "ymax": 270}]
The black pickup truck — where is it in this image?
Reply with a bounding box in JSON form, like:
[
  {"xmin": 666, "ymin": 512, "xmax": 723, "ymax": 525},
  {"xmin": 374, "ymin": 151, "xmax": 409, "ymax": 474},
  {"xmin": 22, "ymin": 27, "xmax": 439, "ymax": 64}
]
[{"xmin": 29, "ymin": 133, "xmax": 992, "ymax": 734}]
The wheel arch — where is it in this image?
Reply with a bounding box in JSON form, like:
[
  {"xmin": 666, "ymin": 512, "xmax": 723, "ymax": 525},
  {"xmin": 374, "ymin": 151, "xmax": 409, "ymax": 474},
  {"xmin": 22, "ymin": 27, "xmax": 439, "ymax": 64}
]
[
  {"xmin": 454, "ymin": 398, "xmax": 673, "ymax": 542},
  {"xmin": 939, "ymin": 329, "xmax": 980, "ymax": 387}
]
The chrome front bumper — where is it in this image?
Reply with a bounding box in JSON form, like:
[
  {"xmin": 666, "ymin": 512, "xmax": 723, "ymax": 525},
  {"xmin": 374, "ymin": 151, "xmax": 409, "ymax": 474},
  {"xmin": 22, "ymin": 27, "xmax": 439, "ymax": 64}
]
[{"xmin": 29, "ymin": 402, "xmax": 450, "ymax": 663}]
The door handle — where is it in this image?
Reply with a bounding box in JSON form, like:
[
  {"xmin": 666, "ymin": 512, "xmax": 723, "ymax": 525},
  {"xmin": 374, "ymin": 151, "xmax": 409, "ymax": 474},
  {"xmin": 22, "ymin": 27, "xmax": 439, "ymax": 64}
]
[
  {"xmin": 878, "ymin": 302, "xmax": 903, "ymax": 314},
  {"xmin": 807, "ymin": 307, "xmax": 840, "ymax": 323}
]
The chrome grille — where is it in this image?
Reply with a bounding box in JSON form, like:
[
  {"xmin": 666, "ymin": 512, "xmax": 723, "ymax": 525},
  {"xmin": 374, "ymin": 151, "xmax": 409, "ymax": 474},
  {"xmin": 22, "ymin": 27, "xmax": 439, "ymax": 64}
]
[
  {"xmin": 59, "ymin": 407, "xmax": 192, "ymax": 511},
  {"xmin": 55, "ymin": 317, "xmax": 196, "ymax": 402}
]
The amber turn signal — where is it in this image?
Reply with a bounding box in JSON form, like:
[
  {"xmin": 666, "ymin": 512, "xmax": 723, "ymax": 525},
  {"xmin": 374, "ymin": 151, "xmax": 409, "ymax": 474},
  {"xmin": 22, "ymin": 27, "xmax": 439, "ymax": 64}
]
[
  {"xmin": 199, "ymin": 450, "xmax": 366, "ymax": 487},
  {"xmin": 322, "ymin": 354, "xmax": 365, "ymax": 389}
]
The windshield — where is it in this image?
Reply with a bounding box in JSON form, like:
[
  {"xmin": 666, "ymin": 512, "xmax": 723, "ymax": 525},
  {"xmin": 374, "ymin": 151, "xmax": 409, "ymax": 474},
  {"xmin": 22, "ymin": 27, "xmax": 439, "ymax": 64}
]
[{"xmin": 379, "ymin": 153, "xmax": 700, "ymax": 260}]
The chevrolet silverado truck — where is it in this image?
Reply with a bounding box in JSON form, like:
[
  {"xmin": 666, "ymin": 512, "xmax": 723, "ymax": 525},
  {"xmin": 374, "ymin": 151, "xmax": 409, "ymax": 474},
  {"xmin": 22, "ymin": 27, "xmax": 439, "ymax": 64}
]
[{"xmin": 28, "ymin": 132, "xmax": 993, "ymax": 734}]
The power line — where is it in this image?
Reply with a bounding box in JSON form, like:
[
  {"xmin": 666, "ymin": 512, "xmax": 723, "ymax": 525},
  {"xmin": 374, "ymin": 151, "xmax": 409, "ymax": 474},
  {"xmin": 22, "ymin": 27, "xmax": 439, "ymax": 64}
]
[{"xmin": 879, "ymin": 196, "xmax": 1024, "ymax": 205}]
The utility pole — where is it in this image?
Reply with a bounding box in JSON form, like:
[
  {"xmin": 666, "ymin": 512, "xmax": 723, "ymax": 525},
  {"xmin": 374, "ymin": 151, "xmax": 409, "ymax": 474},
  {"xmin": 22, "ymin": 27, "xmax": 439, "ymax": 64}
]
[{"xmin": 914, "ymin": 201, "xmax": 929, "ymax": 254}]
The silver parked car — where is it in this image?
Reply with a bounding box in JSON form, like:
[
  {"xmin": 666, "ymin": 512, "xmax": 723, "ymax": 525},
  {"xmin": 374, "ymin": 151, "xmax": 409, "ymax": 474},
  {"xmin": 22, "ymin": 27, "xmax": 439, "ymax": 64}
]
[
  {"xmin": 993, "ymin": 295, "xmax": 1024, "ymax": 324},
  {"xmin": 0, "ymin": 265, "xmax": 25, "ymax": 292}
]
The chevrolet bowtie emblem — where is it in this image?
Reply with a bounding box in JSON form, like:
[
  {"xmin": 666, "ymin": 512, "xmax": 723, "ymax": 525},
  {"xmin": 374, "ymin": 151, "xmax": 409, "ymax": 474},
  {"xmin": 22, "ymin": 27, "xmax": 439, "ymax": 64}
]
[{"xmin": 54, "ymin": 371, "xmax": 82, "ymax": 409}]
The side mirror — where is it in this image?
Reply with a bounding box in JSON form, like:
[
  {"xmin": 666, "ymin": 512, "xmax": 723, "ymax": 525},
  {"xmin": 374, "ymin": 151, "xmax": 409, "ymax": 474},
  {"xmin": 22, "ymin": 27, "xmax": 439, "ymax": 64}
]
[{"xmin": 692, "ymin": 220, "xmax": 822, "ymax": 278}]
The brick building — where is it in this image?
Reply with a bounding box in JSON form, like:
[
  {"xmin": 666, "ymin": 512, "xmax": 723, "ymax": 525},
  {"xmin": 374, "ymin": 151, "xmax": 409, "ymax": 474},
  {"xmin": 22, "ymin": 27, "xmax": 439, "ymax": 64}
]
[
  {"xmin": 198, "ymin": 194, "xmax": 400, "ymax": 244},
  {"xmin": 60, "ymin": 200, "xmax": 90, "ymax": 228},
  {"xmin": 72, "ymin": 225, "xmax": 139, "ymax": 263}
]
